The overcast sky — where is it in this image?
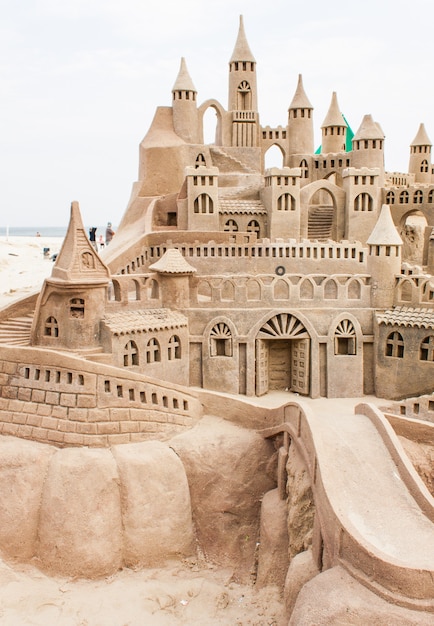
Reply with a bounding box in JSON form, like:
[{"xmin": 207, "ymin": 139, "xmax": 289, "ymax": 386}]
[{"xmin": 1, "ymin": 0, "xmax": 433, "ymax": 228}]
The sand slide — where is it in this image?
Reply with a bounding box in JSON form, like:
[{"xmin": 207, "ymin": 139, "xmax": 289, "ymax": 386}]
[{"xmin": 263, "ymin": 400, "xmax": 434, "ymax": 613}]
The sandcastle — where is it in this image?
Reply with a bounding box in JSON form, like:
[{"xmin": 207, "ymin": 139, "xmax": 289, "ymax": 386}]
[{"xmin": 0, "ymin": 15, "xmax": 433, "ymax": 623}]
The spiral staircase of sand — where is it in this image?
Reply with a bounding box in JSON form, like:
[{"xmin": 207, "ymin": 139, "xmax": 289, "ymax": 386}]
[{"xmin": 0, "ymin": 314, "xmax": 33, "ymax": 346}]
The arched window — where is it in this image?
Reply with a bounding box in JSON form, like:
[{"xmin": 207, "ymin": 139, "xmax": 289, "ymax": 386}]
[
  {"xmin": 237, "ymin": 80, "xmax": 251, "ymax": 110},
  {"xmin": 299, "ymin": 159, "xmax": 308, "ymax": 179},
  {"xmin": 194, "ymin": 193, "xmax": 214, "ymax": 214},
  {"xmin": 386, "ymin": 191, "xmax": 395, "ymax": 205},
  {"xmin": 277, "ymin": 193, "xmax": 295, "ymax": 211},
  {"xmin": 414, "ymin": 190, "xmax": 423, "ymax": 204},
  {"xmin": 247, "ymin": 220, "xmax": 260, "ymax": 237},
  {"xmin": 420, "ymin": 159, "xmax": 429, "ymax": 173},
  {"xmin": 195, "ymin": 153, "xmax": 206, "ymax": 167},
  {"xmin": 146, "ymin": 338, "xmax": 161, "ymax": 363},
  {"xmin": 70, "ymin": 298, "xmax": 85, "ymax": 318},
  {"xmin": 334, "ymin": 319, "xmax": 356, "ymax": 355},
  {"xmin": 44, "ymin": 316, "xmax": 59, "ymax": 337},
  {"xmin": 210, "ymin": 322, "xmax": 232, "ymax": 356},
  {"xmin": 123, "ymin": 340, "xmax": 139, "ymax": 366},
  {"xmin": 354, "ymin": 193, "xmax": 373, "ymax": 211},
  {"xmin": 429, "ymin": 189, "xmax": 434, "ymax": 203},
  {"xmin": 399, "ymin": 190, "xmax": 409, "ymax": 204},
  {"xmin": 224, "ymin": 219, "xmax": 238, "ymax": 232},
  {"xmin": 385, "ymin": 331, "xmax": 404, "ymax": 358},
  {"xmin": 168, "ymin": 335, "xmax": 181, "ymax": 360},
  {"xmin": 420, "ymin": 335, "xmax": 434, "ymax": 361}
]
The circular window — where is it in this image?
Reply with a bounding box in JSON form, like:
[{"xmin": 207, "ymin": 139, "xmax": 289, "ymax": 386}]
[{"xmin": 275, "ymin": 266, "xmax": 285, "ymax": 276}]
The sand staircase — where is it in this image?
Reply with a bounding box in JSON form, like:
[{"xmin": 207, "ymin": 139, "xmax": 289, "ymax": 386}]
[
  {"xmin": 308, "ymin": 206, "xmax": 335, "ymax": 240},
  {"xmin": 210, "ymin": 146, "xmax": 256, "ymax": 174},
  {"xmin": 0, "ymin": 314, "xmax": 33, "ymax": 346}
]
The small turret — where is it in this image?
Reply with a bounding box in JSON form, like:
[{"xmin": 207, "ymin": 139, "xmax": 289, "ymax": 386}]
[
  {"xmin": 321, "ymin": 92, "xmax": 346, "ymax": 154},
  {"xmin": 287, "ymin": 74, "xmax": 314, "ymax": 155},
  {"xmin": 172, "ymin": 57, "xmax": 200, "ymax": 144},
  {"xmin": 228, "ymin": 15, "xmax": 259, "ymax": 147},
  {"xmin": 351, "ymin": 114, "xmax": 385, "ymax": 181},
  {"xmin": 409, "ymin": 123, "xmax": 432, "ymax": 184},
  {"xmin": 31, "ymin": 201, "xmax": 111, "ymax": 350},
  {"xmin": 149, "ymin": 248, "xmax": 197, "ymax": 309},
  {"xmin": 367, "ymin": 204, "xmax": 402, "ymax": 309}
]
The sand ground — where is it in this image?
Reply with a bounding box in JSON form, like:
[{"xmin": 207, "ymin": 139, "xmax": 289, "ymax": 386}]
[
  {"xmin": 0, "ymin": 237, "xmax": 286, "ymax": 624},
  {"xmin": 0, "ymin": 236, "xmax": 64, "ymax": 308}
]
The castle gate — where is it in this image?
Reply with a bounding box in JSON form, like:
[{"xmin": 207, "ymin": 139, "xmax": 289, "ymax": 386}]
[{"xmin": 255, "ymin": 314, "xmax": 310, "ymax": 395}]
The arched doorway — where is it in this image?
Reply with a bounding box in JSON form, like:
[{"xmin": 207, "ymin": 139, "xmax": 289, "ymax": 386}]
[
  {"xmin": 255, "ymin": 313, "xmax": 310, "ymax": 396},
  {"xmin": 308, "ymin": 188, "xmax": 335, "ymax": 240}
]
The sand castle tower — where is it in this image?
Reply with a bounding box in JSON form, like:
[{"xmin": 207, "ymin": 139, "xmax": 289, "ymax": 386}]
[
  {"xmin": 320, "ymin": 92, "xmax": 346, "ymax": 154},
  {"xmin": 172, "ymin": 57, "xmax": 200, "ymax": 144},
  {"xmin": 367, "ymin": 204, "xmax": 403, "ymax": 309},
  {"xmin": 31, "ymin": 201, "xmax": 110, "ymax": 350},
  {"xmin": 351, "ymin": 114, "xmax": 385, "ymax": 184},
  {"xmin": 287, "ymin": 74, "xmax": 314, "ymax": 156},
  {"xmin": 408, "ymin": 123, "xmax": 432, "ymax": 184},
  {"xmin": 263, "ymin": 167, "xmax": 301, "ymax": 239},
  {"xmin": 149, "ymin": 248, "xmax": 197, "ymax": 309},
  {"xmin": 228, "ymin": 15, "xmax": 259, "ymax": 147}
]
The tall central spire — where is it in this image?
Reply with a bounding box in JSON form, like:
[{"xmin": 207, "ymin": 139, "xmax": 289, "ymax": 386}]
[
  {"xmin": 228, "ymin": 15, "xmax": 259, "ymax": 146},
  {"xmin": 230, "ymin": 15, "xmax": 256, "ymax": 63}
]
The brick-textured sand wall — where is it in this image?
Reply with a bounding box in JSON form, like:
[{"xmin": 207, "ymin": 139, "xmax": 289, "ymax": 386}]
[{"xmin": 0, "ymin": 347, "xmax": 201, "ymax": 447}]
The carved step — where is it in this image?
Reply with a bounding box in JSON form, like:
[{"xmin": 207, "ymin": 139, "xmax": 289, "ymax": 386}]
[{"xmin": 0, "ymin": 314, "xmax": 33, "ymax": 346}]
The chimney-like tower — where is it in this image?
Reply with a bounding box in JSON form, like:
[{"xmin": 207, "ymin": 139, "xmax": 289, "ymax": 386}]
[
  {"xmin": 408, "ymin": 123, "xmax": 432, "ymax": 184},
  {"xmin": 321, "ymin": 92, "xmax": 346, "ymax": 154},
  {"xmin": 287, "ymin": 74, "xmax": 314, "ymax": 155}
]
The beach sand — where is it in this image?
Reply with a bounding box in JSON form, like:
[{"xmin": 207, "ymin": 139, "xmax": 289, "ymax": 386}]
[
  {"xmin": 0, "ymin": 236, "xmax": 64, "ymax": 308},
  {"xmin": 0, "ymin": 236, "xmax": 285, "ymax": 625}
]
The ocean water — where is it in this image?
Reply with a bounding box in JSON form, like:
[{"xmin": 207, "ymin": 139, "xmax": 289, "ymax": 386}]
[{"xmin": 1, "ymin": 226, "xmax": 111, "ymax": 238}]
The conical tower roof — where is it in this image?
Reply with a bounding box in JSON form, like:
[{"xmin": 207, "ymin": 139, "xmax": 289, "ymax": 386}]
[
  {"xmin": 411, "ymin": 122, "xmax": 432, "ymax": 146},
  {"xmin": 367, "ymin": 204, "xmax": 403, "ymax": 246},
  {"xmin": 321, "ymin": 92, "xmax": 346, "ymax": 128},
  {"xmin": 353, "ymin": 114, "xmax": 384, "ymax": 140},
  {"xmin": 230, "ymin": 15, "xmax": 256, "ymax": 63},
  {"xmin": 51, "ymin": 201, "xmax": 110, "ymax": 282},
  {"xmin": 172, "ymin": 57, "xmax": 197, "ymax": 93},
  {"xmin": 149, "ymin": 248, "xmax": 197, "ymax": 275},
  {"xmin": 288, "ymin": 74, "xmax": 313, "ymax": 110}
]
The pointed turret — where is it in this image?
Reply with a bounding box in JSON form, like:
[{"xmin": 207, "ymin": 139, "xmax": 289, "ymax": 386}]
[
  {"xmin": 51, "ymin": 201, "xmax": 110, "ymax": 283},
  {"xmin": 228, "ymin": 16, "xmax": 259, "ymax": 146},
  {"xmin": 31, "ymin": 201, "xmax": 110, "ymax": 350},
  {"xmin": 172, "ymin": 57, "xmax": 197, "ymax": 93},
  {"xmin": 321, "ymin": 92, "xmax": 346, "ymax": 154},
  {"xmin": 367, "ymin": 204, "xmax": 403, "ymax": 247},
  {"xmin": 229, "ymin": 15, "xmax": 256, "ymax": 63},
  {"xmin": 352, "ymin": 114, "xmax": 385, "ymax": 177},
  {"xmin": 287, "ymin": 74, "xmax": 314, "ymax": 155},
  {"xmin": 172, "ymin": 57, "xmax": 199, "ymax": 144},
  {"xmin": 409, "ymin": 123, "xmax": 432, "ymax": 183},
  {"xmin": 367, "ymin": 204, "xmax": 402, "ymax": 309}
]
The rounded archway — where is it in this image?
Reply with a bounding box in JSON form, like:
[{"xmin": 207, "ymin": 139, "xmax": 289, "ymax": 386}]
[
  {"xmin": 255, "ymin": 313, "xmax": 310, "ymax": 396},
  {"xmin": 307, "ymin": 188, "xmax": 336, "ymax": 240}
]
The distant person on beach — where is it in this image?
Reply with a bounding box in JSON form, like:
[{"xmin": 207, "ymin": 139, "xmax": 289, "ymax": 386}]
[
  {"xmin": 89, "ymin": 227, "xmax": 97, "ymax": 251},
  {"xmin": 106, "ymin": 222, "xmax": 115, "ymax": 245},
  {"xmin": 98, "ymin": 234, "xmax": 105, "ymax": 249},
  {"xmin": 36, "ymin": 232, "xmax": 40, "ymax": 237}
]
